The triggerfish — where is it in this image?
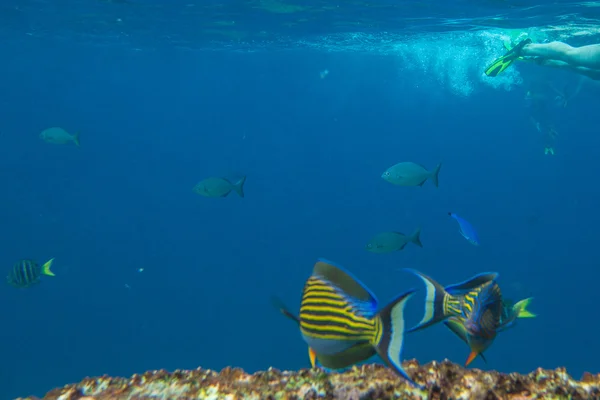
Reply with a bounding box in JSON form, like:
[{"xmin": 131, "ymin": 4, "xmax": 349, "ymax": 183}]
[
  {"xmin": 448, "ymin": 212, "xmax": 480, "ymax": 246},
  {"xmin": 7, "ymin": 258, "xmax": 55, "ymax": 288},
  {"xmin": 381, "ymin": 162, "xmax": 442, "ymax": 188},
  {"xmin": 275, "ymin": 259, "xmax": 419, "ymax": 387}
]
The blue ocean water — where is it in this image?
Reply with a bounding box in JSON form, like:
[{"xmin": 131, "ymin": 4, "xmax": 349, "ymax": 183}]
[{"xmin": 1, "ymin": 1, "xmax": 600, "ymax": 398}]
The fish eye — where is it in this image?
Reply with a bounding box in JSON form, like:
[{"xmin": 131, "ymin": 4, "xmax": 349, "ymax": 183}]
[{"xmin": 384, "ymin": 171, "xmax": 390, "ymax": 177}]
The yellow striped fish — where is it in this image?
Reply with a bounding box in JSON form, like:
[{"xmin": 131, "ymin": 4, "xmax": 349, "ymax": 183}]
[
  {"xmin": 406, "ymin": 269, "xmax": 536, "ymax": 367},
  {"xmin": 276, "ymin": 259, "xmax": 418, "ymax": 387},
  {"xmin": 403, "ymin": 269, "xmax": 498, "ymax": 333},
  {"xmin": 7, "ymin": 258, "xmax": 55, "ymax": 288},
  {"xmin": 444, "ymin": 297, "xmax": 536, "ymax": 364},
  {"xmin": 448, "ymin": 280, "xmax": 503, "ymax": 366}
]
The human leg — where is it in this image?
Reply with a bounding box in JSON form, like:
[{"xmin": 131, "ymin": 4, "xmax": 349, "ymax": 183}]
[{"xmin": 521, "ymin": 42, "xmax": 600, "ymax": 69}]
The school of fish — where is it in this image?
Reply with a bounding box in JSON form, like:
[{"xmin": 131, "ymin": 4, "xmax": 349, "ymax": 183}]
[
  {"xmin": 24, "ymin": 135, "xmax": 536, "ymax": 387},
  {"xmin": 267, "ymin": 160, "xmax": 535, "ymax": 386}
]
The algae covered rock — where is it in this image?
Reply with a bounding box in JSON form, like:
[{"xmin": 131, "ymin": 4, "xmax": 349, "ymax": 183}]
[{"xmin": 17, "ymin": 360, "xmax": 600, "ymax": 399}]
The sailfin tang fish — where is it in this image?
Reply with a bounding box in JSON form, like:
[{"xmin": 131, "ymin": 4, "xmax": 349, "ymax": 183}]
[
  {"xmin": 445, "ymin": 292, "xmax": 535, "ymax": 366},
  {"xmin": 7, "ymin": 258, "xmax": 55, "ymax": 288},
  {"xmin": 448, "ymin": 212, "xmax": 480, "ymax": 246},
  {"xmin": 461, "ymin": 281, "xmax": 503, "ymax": 366},
  {"xmin": 281, "ymin": 259, "xmax": 419, "ymax": 387},
  {"xmin": 404, "ymin": 269, "xmax": 498, "ymax": 332}
]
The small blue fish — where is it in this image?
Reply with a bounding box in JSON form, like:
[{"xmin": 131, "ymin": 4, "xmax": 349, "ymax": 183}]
[{"xmin": 448, "ymin": 212, "xmax": 480, "ymax": 245}]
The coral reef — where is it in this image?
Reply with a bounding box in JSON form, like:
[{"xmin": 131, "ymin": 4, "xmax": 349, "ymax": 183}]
[{"xmin": 18, "ymin": 359, "xmax": 600, "ymax": 400}]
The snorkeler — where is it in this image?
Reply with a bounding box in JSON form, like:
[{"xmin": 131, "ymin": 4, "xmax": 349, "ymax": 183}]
[
  {"xmin": 485, "ymin": 39, "xmax": 600, "ymax": 80},
  {"xmin": 543, "ymin": 124, "xmax": 559, "ymax": 156},
  {"xmin": 544, "ymin": 125, "xmax": 559, "ymax": 155},
  {"xmin": 529, "ymin": 117, "xmax": 558, "ymax": 156}
]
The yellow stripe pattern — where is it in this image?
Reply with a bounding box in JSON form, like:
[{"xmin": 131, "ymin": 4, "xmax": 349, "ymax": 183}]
[
  {"xmin": 456, "ymin": 282, "xmax": 500, "ymax": 339},
  {"xmin": 299, "ymin": 277, "xmax": 380, "ymax": 344},
  {"xmin": 443, "ymin": 293, "xmax": 462, "ymax": 316}
]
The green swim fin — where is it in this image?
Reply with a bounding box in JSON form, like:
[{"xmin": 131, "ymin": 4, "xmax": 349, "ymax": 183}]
[{"xmin": 485, "ymin": 38, "xmax": 532, "ymax": 77}]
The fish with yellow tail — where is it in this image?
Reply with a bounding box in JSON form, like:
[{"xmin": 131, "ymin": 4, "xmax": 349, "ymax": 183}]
[
  {"xmin": 403, "ymin": 269, "xmax": 498, "ymax": 333},
  {"xmin": 405, "ymin": 269, "xmax": 535, "ymax": 366},
  {"xmin": 275, "ymin": 259, "xmax": 420, "ymax": 387},
  {"xmin": 450, "ymin": 280, "xmax": 504, "ymax": 366},
  {"xmin": 500, "ymin": 297, "xmax": 536, "ymax": 328},
  {"xmin": 7, "ymin": 258, "xmax": 55, "ymax": 288}
]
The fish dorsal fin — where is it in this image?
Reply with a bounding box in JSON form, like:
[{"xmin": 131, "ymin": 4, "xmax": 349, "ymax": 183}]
[
  {"xmin": 445, "ymin": 272, "xmax": 499, "ymax": 296},
  {"xmin": 271, "ymin": 296, "xmax": 300, "ymax": 325},
  {"xmin": 313, "ymin": 259, "xmax": 378, "ymax": 314},
  {"xmin": 475, "ymin": 282, "xmax": 502, "ymax": 308}
]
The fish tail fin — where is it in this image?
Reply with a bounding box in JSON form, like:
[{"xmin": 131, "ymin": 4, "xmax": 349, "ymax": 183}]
[
  {"xmin": 232, "ymin": 176, "xmax": 247, "ymax": 198},
  {"xmin": 404, "ymin": 269, "xmax": 458, "ymax": 332},
  {"xmin": 41, "ymin": 258, "xmax": 55, "ymax": 277},
  {"xmin": 410, "ymin": 227, "xmax": 423, "ymax": 248},
  {"xmin": 514, "ymin": 297, "xmax": 536, "ymax": 318},
  {"xmin": 374, "ymin": 289, "xmax": 421, "ymax": 388},
  {"xmin": 480, "ymin": 352, "xmax": 488, "ymax": 364},
  {"xmin": 430, "ymin": 163, "xmax": 442, "ymax": 187},
  {"xmin": 73, "ymin": 131, "xmax": 80, "ymax": 147},
  {"xmin": 271, "ymin": 296, "xmax": 300, "ymax": 324}
]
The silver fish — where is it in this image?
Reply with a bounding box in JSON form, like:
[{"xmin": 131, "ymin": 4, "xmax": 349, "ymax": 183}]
[
  {"xmin": 365, "ymin": 228, "xmax": 423, "ymax": 253},
  {"xmin": 193, "ymin": 176, "xmax": 246, "ymax": 198},
  {"xmin": 382, "ymin": 162, "xmax": 441, "ymax": 187},
  {"xmin": 40, "ymin": 127, "xmax": 80, "ymax": 146}
]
